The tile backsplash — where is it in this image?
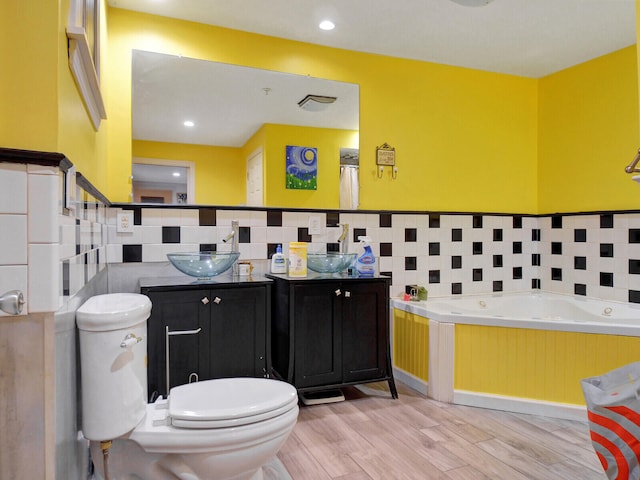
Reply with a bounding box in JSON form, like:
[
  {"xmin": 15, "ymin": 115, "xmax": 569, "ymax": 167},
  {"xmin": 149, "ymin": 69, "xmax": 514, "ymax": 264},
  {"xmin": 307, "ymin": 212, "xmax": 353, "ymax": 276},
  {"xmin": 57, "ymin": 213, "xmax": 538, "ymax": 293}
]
[
  {"xmin": 105, "ymin": 205, "xmax": 640, "ymax": 303},
  {"xmin": 3, "ymin": 156, "xmax": 640, "ymax": 309}
]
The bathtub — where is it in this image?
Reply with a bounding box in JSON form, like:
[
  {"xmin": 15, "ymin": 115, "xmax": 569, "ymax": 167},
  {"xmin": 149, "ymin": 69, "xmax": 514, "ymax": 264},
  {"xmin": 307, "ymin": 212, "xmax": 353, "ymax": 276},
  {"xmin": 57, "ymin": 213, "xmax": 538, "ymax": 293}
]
[
  {"xmin": 390, "ymin": 292, "xmax": 640, "ymax": 420},
  {"xmin": 393, "ymin": 292, "xmax": 640, "ymax": 336}
]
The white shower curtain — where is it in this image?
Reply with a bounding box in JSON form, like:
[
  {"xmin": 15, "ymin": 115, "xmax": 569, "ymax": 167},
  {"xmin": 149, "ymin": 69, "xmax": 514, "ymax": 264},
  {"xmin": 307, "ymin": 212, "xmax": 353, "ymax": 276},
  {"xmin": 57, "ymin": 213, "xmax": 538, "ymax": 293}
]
[{"xmin": 340, "ymin": 165, "xmax": 359, "ymax": 210}]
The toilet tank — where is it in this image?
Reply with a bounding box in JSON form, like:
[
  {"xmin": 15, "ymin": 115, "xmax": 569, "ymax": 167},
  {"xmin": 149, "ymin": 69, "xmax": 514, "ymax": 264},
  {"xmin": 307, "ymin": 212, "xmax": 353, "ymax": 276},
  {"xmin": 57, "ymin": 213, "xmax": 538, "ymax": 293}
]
[{"xmin": 76, "ymin": 293, "xmax": 152, "ymax": 441}]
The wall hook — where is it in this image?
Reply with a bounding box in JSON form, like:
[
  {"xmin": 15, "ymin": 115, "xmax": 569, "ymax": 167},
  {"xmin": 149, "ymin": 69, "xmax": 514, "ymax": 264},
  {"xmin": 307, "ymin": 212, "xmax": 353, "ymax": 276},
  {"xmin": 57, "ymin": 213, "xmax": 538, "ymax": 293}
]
[{"xmin": 625, "ymin": 148, "xmax": 640, "ymax": 173}]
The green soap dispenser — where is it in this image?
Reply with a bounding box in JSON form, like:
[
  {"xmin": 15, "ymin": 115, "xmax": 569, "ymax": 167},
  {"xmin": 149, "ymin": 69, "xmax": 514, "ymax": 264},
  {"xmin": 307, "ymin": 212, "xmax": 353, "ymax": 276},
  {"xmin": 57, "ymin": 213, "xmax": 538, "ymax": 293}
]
[{"xmin": 355, "ymin": 236, "xmax": 376, "ymax": 277}]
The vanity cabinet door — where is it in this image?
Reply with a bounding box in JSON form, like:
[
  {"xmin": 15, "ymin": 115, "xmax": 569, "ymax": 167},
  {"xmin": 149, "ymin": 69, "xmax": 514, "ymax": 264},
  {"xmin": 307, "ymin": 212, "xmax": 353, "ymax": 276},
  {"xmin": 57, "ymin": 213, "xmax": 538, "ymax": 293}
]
[
  {"xmin": 146, "ymin": 289, "xmax": 209, "ymax": 400},
  {"xmin": 292, "ymin": 282, "xmax": 343, "ymax": 388},
  {"xmin": 341, "ymin": 280, "xmax": 388, "ymax": 383},
  {"xmin": 205, "ymin": 286, "xmax": 268, "ymax": 378}
]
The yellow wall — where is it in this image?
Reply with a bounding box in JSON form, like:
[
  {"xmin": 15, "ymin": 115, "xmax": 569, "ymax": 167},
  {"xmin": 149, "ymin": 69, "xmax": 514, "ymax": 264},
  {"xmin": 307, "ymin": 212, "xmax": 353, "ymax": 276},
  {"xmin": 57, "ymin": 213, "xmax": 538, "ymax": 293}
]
[
  {"xmin": 2, "ymin": 4, "xmax": 636, "ymax": 214},
  {"xmin": 454, "ymin": 324, "xmax": 640, "ymax": 405},
  {"xmin": 538, "ymin": 46, "xmax": 640, "ymax": 213},
  {"xmin": 0, "ymin": 1, "xmax": 59, "ymax": 151},
  {"xmin": 106, "ymin": 8, "xmax": 539, "ymax": 211},
  {"xmin": 637, "ymin": 0, "xmax": 640, "ymax": 119},
  {"xmin": 0, "ymin": 0, "xmax": 110, "ymax": 192},
  {"xmin": 132, "ymin": 140, "xmax": 245, "ymax": 205}
]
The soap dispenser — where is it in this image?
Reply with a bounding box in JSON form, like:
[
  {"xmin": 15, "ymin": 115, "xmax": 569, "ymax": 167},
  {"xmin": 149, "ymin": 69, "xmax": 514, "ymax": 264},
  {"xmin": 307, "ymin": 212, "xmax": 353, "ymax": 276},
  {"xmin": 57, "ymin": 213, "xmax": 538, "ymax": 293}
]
[
  {"xmin": 270, "ymin": 244, "xmax": 287, "ymax": 273},
  {"xmin": 355, "ymin": 236, "xmax": 376, "ymax": 277}
]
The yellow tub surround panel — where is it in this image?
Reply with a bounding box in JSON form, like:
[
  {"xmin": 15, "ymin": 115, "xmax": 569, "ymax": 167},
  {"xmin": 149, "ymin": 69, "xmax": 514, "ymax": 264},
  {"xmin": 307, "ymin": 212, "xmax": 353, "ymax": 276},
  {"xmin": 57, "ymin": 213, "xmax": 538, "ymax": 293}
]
[
  {"xmin": 392, "ymin": 293, "xmax": 640, "ymax": 420},
  {"xmin": 392, "ymin": 305, "xmax": 455, "ymax": 402},
  {"xmin": 393, "ymin": 309, "xmax": 429, "ymax": 390},
  {"xmin": 454, "ymin": 325, "xmax": 640, "ymax": 406}
]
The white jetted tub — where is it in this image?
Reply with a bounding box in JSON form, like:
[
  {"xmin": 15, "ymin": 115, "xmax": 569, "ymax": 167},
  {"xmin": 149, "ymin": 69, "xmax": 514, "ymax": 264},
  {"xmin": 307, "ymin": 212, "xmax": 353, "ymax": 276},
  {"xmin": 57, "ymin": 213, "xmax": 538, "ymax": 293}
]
[
  {"xmin": 391, "ymin": 292, "xmax": 640, "ymax": 420},
  {"xmin": 395, "ymin": 292, "xmax": 640, "ymax": 336}
]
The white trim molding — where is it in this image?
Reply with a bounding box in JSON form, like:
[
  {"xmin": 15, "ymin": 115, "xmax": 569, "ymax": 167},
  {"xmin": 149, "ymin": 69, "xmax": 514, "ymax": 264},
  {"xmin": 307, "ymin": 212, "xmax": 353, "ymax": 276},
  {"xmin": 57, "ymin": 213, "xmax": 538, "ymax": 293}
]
[
  {"xmin": 66, "ymin": 0, "xmax": 107, "ymax": 130},
  {"xmin": 453, "ymin": 390, "xmax": 588, "ymax": 422}
]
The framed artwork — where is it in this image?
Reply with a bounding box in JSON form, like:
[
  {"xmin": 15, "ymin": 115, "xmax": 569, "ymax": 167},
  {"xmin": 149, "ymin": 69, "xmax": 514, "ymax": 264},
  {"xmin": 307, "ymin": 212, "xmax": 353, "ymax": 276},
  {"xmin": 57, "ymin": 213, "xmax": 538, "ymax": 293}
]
[
  {"xmin": 67, "ymin": 0, "xmax": 107, "ymax": 130},
  {"xmin": 286, "ymin": 146, "xmax": 318, "ymax": 190}
]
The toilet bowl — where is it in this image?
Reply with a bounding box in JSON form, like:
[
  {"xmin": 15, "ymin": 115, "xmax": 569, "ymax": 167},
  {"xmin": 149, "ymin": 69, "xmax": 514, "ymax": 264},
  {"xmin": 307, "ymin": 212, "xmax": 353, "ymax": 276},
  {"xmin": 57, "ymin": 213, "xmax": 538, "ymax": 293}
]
[{"xmin": 76, "ymin": 293, "xmax": 298, "ymax": 480}]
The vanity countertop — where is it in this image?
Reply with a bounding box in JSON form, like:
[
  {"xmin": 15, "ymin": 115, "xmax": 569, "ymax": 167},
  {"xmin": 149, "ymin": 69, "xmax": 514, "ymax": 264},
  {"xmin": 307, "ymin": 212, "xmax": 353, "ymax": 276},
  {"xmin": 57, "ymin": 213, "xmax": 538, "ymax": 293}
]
[
  {"xmin": 265, "ymin": 272, "xmax": 391, "ymax": 282},
  {"xmin": 139, "ymin": 274, "xmax": 273, "ymax": 290}
]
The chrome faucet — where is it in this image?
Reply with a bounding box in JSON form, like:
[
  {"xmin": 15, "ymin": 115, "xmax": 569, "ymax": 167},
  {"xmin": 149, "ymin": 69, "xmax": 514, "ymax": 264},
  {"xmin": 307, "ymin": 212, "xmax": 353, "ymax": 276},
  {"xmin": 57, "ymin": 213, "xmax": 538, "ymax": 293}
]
[
  {"xmin": 222, "ymin": 220, "xmax": 240, "ymax": 274},
  {"xmin": 222, "ymin": 220, "xmax": 239, "ymax": 250},
  {"xmin": 337, "ymin": 223, "xmax": 349, "ymax": 253}
]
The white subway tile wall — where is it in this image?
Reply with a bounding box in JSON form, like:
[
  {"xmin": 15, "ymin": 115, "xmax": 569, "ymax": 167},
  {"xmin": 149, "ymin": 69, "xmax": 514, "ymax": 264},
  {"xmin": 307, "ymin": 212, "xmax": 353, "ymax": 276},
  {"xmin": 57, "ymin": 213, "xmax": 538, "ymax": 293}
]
[
  {"xmin": 57, "ymin": 184, "xmax": 108, "ymax": 308},
  {"xmin": 104, "ymin": 206, "xmax": 640, "ymax": 303},
  {"xmin": 4, "ymin": 161, "xmax": 640, "ymax": 312},
  {"xmin": 0, "ymin": 164, "xmax": 28, "ymax": 317}
]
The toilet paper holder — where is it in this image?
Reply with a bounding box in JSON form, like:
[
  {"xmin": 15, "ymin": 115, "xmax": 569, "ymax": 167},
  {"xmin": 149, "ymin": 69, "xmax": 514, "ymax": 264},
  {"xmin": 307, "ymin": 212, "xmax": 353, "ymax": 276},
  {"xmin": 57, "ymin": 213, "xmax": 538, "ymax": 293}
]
[
  {"xmin": 0, "ymin": 290, "xmax": 25, "ymax": 315},
  {"xmin": 165, "ymin": 326, "xmax": 202, "ymax": 395}
]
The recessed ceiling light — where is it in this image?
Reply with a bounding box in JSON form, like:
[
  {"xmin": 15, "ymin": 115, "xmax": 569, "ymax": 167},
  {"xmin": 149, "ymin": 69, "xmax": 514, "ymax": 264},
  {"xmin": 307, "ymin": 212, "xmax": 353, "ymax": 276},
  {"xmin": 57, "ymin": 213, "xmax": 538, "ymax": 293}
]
[
  {"xmin": 183, "ymin": 120, "xmax": 195, "ymax": 127},
  {"xmin": 172, "ymin": 172, "xmax": 181, "ymax": 177},
  {"xmin": 319, "ymin": 20, "xmax": 335, "ymax": 31}
]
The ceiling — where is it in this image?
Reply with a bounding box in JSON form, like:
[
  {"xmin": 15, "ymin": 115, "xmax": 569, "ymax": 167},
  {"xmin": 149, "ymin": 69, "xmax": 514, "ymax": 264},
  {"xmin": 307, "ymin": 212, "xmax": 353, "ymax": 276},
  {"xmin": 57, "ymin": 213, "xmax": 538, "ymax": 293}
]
[
  {"xmin": 132, "ymin": 51, "xmax": 359, "ymax": 147},
  {"xmin": 109, "ymin": 0, "xmax": 636, "ymax": 78}
]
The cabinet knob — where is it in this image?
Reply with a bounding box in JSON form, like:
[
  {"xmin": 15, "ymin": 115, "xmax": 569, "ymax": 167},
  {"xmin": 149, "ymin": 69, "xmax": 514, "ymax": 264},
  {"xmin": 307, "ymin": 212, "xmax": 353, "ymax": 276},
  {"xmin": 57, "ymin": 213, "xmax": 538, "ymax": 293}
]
[
  {"xmin": 213, "ymin": 296, "xmax": 222, "ymax": 304},
  {"xmin": 201, "ymin": 297, "xmax": 209, "ymax": 305},
  {"xmin": 345, "ymin": 291, "xmax": 351, "ymax": 298},
  {"xmin": 335, "ymin": 289, "xmax": 341, "ymax": 296}
]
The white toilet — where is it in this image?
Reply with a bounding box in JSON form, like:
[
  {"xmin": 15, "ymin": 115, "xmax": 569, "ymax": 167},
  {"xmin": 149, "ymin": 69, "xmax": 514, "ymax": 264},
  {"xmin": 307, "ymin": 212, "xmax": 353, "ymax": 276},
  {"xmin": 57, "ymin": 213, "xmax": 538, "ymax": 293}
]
[{"xmin": 76, "ymin": 293, "xmax": 299, "ymax": 480}]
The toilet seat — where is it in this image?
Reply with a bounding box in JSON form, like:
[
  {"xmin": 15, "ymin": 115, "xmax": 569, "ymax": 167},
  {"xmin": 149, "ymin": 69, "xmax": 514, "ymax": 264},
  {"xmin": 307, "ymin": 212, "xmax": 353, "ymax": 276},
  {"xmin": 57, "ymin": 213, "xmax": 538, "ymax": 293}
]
[
  {"xmin": 168, "ymin": 378, "xmax": 298, "ymax": 429},
  {"xmin": 128, "ymin": 378, "xmax": 299, "ymax": 454}
]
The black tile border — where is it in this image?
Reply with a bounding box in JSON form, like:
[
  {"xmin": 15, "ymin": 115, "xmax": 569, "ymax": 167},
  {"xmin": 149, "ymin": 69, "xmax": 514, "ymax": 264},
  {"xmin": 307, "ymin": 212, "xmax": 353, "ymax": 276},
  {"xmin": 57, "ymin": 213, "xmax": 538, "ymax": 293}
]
[{"xmin": 109, "ymin": 200, "xmax": 640, "ymax": 221}]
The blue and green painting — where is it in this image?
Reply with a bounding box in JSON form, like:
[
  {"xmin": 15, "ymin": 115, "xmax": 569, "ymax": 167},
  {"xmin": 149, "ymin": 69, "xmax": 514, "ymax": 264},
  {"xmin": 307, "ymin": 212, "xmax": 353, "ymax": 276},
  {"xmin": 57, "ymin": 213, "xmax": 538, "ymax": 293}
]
[{"xmin": 286, "ymin": 145, "xmax": 317, "ymax": 190}]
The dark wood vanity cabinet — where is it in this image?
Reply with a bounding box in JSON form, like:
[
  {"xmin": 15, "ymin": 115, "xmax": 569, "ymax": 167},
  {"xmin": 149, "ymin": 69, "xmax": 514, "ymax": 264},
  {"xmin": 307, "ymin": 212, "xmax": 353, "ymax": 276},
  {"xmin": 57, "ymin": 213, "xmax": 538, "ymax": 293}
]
[
  {"xmin": 268, "ymin": 274, "xmax": 397, "ymax": 397},
  {"xmin": 140, "ymin": 279, "xmax": 271, "ymax": 399}
]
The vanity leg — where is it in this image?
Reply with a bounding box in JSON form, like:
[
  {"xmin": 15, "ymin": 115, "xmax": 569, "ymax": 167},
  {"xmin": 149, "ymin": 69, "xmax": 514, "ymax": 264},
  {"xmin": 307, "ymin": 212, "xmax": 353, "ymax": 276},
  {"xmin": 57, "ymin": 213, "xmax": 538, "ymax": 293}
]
[
  {"xmin": 386, "ymin": 349, "xmax": 398, "ymax": 399},
  {"xmin": 388, "ymin": 377, "xmax": 398, "ymax": 399}
]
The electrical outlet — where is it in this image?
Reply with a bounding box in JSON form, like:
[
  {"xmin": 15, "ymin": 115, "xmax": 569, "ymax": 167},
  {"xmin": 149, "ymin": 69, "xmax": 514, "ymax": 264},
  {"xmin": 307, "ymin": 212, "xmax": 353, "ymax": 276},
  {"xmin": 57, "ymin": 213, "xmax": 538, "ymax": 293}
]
[
  {"xmin": 116, "ymin": 211, "xmax": 134, "ymax": 233},
  {"xmin": 308, "ymin": 215, "xmax": 323, "ymax": 235}
]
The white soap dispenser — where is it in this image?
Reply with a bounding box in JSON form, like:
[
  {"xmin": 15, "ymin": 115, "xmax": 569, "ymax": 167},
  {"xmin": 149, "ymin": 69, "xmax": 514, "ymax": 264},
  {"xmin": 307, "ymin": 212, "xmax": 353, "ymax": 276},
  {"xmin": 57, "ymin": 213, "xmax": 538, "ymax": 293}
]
[{"xmin": 270, "ymin": 244, "xmax": 287, "ymax": 273}]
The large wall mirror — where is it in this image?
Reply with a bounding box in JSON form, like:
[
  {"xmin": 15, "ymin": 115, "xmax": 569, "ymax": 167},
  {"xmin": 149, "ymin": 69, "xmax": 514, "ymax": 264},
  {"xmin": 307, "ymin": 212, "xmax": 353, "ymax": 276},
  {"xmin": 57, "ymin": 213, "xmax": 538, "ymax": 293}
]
[{"xmin": 131, "ymin": 50, "xmax": 360, "ymax": 208}]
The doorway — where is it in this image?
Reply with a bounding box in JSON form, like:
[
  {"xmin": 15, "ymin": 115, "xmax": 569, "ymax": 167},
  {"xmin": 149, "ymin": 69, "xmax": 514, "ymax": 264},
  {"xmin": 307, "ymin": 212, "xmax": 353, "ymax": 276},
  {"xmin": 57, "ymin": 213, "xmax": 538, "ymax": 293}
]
[
  {"xmin": 246, "ymin": 148, "xmax": 264, "ymax": 207},
  {"xmin": 132, "ymin": 158, "xmax": 195, "ymax": 204}
]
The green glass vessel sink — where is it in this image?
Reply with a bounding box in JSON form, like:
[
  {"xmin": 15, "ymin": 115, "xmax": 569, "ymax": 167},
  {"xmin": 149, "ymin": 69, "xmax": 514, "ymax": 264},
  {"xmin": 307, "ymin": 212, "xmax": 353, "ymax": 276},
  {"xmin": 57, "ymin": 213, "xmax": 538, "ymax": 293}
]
[
  {"xmin": 167, "ymin": 252, "xmax": 240, "ymax": 279},
  {"xmin": 307, "ymin": 252, "xmax": 357, "ymax": 273}
]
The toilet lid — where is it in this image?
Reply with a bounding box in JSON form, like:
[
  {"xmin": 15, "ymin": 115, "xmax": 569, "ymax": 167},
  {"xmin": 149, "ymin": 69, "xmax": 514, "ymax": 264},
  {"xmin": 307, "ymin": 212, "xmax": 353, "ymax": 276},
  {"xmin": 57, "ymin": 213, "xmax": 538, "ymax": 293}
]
[{"xmin": 168, "ymin": 378, "xmax": 298, "ymax": 429}]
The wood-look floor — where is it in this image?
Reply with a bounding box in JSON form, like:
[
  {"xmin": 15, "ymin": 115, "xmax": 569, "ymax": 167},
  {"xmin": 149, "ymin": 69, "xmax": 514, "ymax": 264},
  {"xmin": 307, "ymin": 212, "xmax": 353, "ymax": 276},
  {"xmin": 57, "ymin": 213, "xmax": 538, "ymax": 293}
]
[{"xmin": 277, "ymin": 382, "xmax": 605, "ymax": 480}]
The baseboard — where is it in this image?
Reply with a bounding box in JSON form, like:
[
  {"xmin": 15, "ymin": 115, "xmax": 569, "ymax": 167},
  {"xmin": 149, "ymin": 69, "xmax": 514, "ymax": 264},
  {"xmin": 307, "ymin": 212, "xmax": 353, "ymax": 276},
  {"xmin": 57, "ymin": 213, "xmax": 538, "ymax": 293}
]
[
  {"xmin": 392, "ymin": 367, "xmax": 428, "ymax": 396},
  {"xmin": 453, "ymin": 390, "xmax": 588, "ymax": 422}
]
